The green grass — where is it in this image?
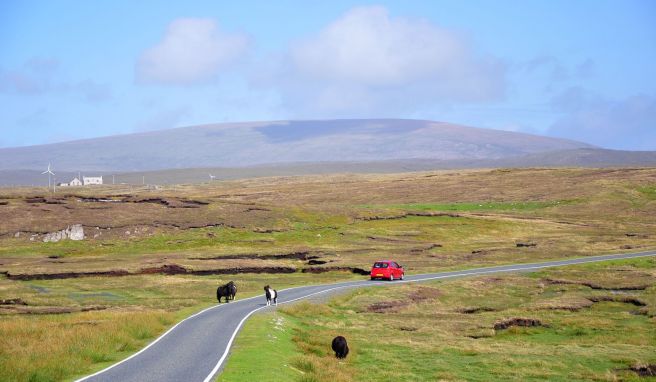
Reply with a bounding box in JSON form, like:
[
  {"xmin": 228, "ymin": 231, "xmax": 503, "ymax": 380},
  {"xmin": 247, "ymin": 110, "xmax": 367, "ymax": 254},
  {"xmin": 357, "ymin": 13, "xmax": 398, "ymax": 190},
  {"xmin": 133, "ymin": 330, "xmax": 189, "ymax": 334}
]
[
  {"xmin": 216, "ymin": 257, "xmax": 656, "ymax": 381},
  {"xmin": 364, "ymin": 200, "xmax": 576, "ymax": 212},
  {"xmin": 217, "ymin": 312, "xmax": 298, "ymax": 382},
  {"xmin": 0, "ymin": 219, "xmax": 351, "ymax": 258},
  {"xmin": 0, "ymin": 271, "xmax": 371, "ymax": 382},
  {"xmin": 0, "ymin": 272, "xmax": 367, "ymax": 312},
  {"xmin": 1, "ymin": 169, "xmax": 656, "ymax": 381},
  {"xmin": 218, "ymin": 300, "xmax": 365, "ymax": 382},
  {"xmin": 637, "ymin": 185, "xmax": 656, "ymax": 200},
  {"xmin": 0, "ymin": 227, "xmax": 277, "ymax": 258}
]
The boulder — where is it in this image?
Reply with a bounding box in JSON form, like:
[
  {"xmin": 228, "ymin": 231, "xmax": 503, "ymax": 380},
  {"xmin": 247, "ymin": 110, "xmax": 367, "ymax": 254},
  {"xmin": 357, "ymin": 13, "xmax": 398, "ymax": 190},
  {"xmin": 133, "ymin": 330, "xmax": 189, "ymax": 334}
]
[
  {"xmin": 43, "ymin": 224, "xmax": 84, "ymax": 242},
  {"xmin": 69, "ymin": 224, "xmax": 84, "ymax": 240}
]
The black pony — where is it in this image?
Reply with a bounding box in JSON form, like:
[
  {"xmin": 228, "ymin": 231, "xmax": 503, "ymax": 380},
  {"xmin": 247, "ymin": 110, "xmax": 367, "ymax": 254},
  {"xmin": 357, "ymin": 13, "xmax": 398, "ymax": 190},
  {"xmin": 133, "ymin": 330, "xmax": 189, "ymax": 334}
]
[
  {"xmin": 331, "ymin": 336, "xmax": 349, "ymax": 359},
  {"xmin": 216, "ymin": 281, "xmax": 237, "ymax": 303}
]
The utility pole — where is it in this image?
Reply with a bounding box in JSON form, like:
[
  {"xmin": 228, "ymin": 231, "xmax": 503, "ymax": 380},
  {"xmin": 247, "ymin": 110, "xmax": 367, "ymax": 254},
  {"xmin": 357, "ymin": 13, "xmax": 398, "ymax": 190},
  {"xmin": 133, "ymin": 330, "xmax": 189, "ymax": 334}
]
[{"xmin": 112, "ymin": 175, "xmax": 115, "ymax": 185}]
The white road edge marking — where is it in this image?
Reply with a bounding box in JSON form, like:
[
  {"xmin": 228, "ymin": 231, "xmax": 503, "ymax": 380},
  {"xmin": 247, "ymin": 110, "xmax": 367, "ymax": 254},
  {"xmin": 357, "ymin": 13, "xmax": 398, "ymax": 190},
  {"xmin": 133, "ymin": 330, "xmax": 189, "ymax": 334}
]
[
  {"xmin": 74, "ymin": 294, "xmax": 261, "ymax": 382},
  {"xmin": 71, "ymin": 250, "xmax": 655, "ymax": 382},
  {"xmin": 201, "ymin": 251, "xmax": 656, "ymax": 382}
]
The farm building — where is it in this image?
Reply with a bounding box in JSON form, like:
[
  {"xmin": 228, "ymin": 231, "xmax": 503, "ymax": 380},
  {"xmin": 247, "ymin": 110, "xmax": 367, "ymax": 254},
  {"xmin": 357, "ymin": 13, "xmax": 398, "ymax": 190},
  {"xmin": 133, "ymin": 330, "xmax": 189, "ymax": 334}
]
[
  {"xmin": 57, "ymin": 177, "xmax": 83, "ymax": 187},
  {"xmin": 83, "ymin": 176, "xmax": 103, "ymax": 185}
]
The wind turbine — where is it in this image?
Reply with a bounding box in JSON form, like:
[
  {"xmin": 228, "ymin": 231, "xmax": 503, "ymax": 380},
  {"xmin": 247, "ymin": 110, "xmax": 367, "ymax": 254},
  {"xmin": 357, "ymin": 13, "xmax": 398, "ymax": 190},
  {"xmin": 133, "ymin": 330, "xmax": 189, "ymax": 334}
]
[{"xmin": 42, "ymin": 163, "xmax": 55, "ymax": 190}]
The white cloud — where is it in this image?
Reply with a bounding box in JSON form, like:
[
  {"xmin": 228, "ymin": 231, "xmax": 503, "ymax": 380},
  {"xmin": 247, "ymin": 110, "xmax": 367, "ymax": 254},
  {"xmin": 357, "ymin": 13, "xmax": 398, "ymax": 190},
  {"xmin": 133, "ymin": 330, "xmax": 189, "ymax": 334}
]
[
  {"xmin": 136, "ymin": 18, "xmax": 249, "ymax": 86},
  {"xmin": 266, "ymin": 6, "xmax": 505, "ymax": 116},
  {"xmin": 548, "ymin": 87, "xmax": 656, "ymax": 150}
]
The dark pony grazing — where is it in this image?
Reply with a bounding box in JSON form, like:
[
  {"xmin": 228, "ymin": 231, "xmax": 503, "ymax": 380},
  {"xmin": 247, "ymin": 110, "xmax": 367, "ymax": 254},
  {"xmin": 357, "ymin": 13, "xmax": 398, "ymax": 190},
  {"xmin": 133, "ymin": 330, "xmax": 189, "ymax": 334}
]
[
  {"xmin": 216, "ymin": 281, "xmax": 237, "ymax": 303},
  {"xmin": 331, "ymin": 336, "xmax": 349, "ymax": 359},
  {"xmin": 264, "ymin": 285, "xmax": 277, "ymax": 306}
]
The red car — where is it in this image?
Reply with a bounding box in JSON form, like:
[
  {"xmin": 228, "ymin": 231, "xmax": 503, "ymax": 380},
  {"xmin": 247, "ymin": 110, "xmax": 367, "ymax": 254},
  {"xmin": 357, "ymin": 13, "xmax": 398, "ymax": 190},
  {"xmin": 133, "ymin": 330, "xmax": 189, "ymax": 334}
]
[{"xmin": 370, "ymin": 260, "xmax": 404, "ymax": 281}]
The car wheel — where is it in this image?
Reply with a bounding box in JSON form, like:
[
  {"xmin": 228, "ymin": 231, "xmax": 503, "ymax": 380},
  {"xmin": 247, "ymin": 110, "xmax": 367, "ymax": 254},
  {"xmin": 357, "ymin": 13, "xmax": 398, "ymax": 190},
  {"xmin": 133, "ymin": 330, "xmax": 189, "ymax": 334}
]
[
  {"xmin": 400, "ymin": 273, "xmax": 404, "ymax": 280},
  {"xmin": 370, "ymin": 277, "xmax": 375, "ymax": 281},
  {"xmin": 389, "ymin": 274, "xmax": 394, "ymax": 281}
]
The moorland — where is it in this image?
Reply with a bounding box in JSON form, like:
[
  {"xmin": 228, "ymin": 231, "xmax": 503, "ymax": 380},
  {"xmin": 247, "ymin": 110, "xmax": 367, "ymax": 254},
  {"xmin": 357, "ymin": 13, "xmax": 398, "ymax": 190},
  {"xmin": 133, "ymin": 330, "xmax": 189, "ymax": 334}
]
[{"xmin": 0, "ymin": 167, "xmax": 655, "ymax": 381}]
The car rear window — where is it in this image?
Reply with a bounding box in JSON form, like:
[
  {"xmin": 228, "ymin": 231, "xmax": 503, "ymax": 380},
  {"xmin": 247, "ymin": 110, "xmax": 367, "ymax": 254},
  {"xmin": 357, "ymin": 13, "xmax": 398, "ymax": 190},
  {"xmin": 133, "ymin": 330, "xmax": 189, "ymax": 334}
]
[{"xmin": 373, "ymin": 262, "xmax": 389, "ymax": 268}]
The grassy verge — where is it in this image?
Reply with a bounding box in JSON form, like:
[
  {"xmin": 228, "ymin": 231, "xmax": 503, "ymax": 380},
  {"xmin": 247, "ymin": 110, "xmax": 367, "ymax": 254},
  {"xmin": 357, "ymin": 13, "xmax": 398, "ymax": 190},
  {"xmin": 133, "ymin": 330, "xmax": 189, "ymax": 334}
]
[
  {"xmin": 217, "ymin": 312, "xmax": 299, "ymax": 382},
  {"xmin": 0, "ymin": 310, "xmax": 175, "ymax": 382},
  {"xmin": 217, "ymin": 257, "xmax": 656, "ymax": 381}
]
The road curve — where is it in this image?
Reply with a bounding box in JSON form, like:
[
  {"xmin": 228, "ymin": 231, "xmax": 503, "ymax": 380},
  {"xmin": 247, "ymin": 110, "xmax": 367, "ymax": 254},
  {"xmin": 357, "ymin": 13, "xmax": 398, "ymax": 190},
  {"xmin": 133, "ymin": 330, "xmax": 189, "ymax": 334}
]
[{"xmin": 75, "ymin": 250, "xmax": 656, "ymax": 382}]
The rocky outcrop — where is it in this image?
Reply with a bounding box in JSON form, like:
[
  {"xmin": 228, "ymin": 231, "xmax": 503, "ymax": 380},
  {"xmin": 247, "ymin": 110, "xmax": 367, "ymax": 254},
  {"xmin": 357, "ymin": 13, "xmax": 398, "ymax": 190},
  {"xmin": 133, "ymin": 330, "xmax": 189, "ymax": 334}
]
[
  {"xmin": 630, "ymin": 364, "xmax": 656, "ymax": 377},
  {"xmin": 0, "ymin": 298, "xmax": 27, "ymax": 305},
  {"xmin": 43, "ymin": 224, "xmax": 84, "ymax": 242},
  {"xmin": 494, "ymin": 317, "xmax": 543, "ymax": 330}
]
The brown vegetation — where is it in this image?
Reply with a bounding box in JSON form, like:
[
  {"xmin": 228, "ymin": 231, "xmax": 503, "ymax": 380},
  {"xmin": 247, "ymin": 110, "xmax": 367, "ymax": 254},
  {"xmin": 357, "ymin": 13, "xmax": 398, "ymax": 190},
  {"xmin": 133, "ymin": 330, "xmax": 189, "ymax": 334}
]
[
  {"xmin": 407, "ymin": 286, "xmax": 442, "ymax": 302},
  {"xmin": 544, "ymin": 278, "xmax": 651, "ymax": 290},
  {"xmin": 189, "ymin": 251, "xmax": 315, "ymax": 261},
  {"xmin": 302, "ymin": 267, "xmax": 369, "ymax": 275},
  {"xmin": 458, "ymin": 306, "xmax": 497, "ymax": 314},
  {"xmin": 366, "ymin": 286, "xmax": 441, "ymax": 313},
  {"xmin": 6, "ymin": 264, "xmax": 302, "ymax": 280},
  {"xmin": 1, "ymin": 304, "xmax": 107, "ymax": 315}
]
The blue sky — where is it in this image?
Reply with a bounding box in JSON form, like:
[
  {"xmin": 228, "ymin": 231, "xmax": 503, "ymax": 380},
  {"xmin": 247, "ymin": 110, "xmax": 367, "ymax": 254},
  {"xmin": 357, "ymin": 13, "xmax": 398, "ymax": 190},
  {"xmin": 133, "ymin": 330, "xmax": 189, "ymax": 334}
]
[{"xmin": 1, "ymin": 0, "xmax": 655, "ymax": 149}]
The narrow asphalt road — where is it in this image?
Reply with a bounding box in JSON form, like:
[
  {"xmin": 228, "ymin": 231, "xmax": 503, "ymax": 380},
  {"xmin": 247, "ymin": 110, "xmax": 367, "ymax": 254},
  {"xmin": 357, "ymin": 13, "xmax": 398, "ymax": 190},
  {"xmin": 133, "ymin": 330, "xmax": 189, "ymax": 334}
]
[{"xmin": 76, "ymin": 250, "xmax": 656, "ymax": 382}]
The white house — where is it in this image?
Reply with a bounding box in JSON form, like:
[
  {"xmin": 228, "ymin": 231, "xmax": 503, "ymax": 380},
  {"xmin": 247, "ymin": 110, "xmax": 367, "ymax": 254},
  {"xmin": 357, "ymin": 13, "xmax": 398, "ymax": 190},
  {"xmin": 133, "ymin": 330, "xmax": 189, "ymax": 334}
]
[
  {"xmin": 57, "ymin": 177, "xmax": 83, "ymax": 187},
  {"xmin": 83, "ymin": 176, "xmax": 103, "ymax": 185}
]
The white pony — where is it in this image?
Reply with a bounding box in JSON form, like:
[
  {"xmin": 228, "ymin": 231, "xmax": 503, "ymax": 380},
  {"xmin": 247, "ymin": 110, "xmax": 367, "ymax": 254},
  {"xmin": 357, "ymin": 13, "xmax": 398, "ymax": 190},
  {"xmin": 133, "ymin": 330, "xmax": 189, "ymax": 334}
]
[{"xmin": 264, "ymin": 285, "xmax": 278, "ymax": 306}]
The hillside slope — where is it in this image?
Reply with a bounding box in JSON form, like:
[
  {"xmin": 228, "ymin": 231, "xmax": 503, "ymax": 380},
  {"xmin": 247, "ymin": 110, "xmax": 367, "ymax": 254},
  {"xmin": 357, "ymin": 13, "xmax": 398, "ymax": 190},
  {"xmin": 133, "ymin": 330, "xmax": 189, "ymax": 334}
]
[{"xmin": 0, "ymin": 119, "xmax": 592, "ymax": 171}]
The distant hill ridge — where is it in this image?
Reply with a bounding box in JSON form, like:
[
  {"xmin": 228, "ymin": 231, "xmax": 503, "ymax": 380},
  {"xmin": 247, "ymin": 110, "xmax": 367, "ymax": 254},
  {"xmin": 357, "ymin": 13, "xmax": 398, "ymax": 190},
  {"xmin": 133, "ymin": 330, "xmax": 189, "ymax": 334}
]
[{"xmin": 0, "ymin": 119, "xmax": 593, "ymax": 172}]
